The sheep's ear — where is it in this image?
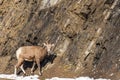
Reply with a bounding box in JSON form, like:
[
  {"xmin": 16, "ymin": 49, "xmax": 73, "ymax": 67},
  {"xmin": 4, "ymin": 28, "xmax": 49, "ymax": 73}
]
[
  {"xmin": 52, "ymin": 44, "xmax": 55, "ymax": 47},
  {"xmin": 43, "ymin": 43, "xmax": 46, "ymax": 46}
]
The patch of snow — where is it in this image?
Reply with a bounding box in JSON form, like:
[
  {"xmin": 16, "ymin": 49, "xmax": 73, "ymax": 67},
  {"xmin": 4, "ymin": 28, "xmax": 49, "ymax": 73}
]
[
  {"xmin": 46, "ymin": 77, "xmax": 111, "ymax": 80},
  {"xmin": 46, "ymin": 77, "xmax": 75, "ymax": 80},
  {"xmin": 0, "ymin": 74, "xmax": 39, "ymax": 80}
]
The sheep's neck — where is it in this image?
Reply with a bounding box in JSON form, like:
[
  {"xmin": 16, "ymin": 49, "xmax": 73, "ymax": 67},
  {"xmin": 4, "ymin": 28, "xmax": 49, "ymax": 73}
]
[{"xmin": 43, "ymin": 47, "xmax": 48, "ymax": 53}]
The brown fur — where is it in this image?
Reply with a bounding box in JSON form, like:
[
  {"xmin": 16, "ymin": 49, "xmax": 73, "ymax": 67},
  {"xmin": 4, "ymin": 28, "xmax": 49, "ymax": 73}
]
[{"xmin": 19, "ymin": 46, "xmax": 47, "ymax": 61}]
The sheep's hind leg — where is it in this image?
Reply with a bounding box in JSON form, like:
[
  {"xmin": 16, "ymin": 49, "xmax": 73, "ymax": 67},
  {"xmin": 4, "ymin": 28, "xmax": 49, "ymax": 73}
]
[
  {"xmin": 14, "ymin": 66, "xmax": 17, "ymax": 75},
  {"xmin": 15, "ymin": 58, "xmax": 24, "ymax": 75}
]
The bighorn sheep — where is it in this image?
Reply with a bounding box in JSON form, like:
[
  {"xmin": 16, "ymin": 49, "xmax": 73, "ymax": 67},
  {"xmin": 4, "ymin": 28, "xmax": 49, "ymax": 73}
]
[{"xmin": 14, "ymin": 42, "xmax": 54, "ymax": 75}]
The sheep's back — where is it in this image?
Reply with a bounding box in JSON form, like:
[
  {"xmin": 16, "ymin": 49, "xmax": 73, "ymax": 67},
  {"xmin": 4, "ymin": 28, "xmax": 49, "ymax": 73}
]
[{"xmin": 20, "ymin": 46, "xmax": 40, "ymax": 60}]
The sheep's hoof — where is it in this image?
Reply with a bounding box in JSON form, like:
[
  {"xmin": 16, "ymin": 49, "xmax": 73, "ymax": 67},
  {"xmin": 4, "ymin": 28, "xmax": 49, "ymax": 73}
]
[
  {"xmin": 31, "ymin": 72, "xmax": 34, "ymax": 75},
  {"xmin": 39, "ymin": 72, "xmax": 42, "ymax": 76},
  {"xmin": 23, "ymin": 73, "xmax": 28, "ymax": 76}
]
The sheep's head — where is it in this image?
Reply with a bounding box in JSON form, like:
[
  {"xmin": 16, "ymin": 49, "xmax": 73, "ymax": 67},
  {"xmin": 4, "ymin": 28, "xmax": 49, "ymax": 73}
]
[{"xmin": 43, "ymin": 42, "xmax": 54, "ymax": 54}]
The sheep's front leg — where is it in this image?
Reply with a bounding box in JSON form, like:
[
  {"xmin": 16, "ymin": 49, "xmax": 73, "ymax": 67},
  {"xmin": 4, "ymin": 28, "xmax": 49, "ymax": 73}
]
[
  {"xmin": 31, "ymin": 61, "xmax": 36, "ymax": 74},
  {"xmin": 36, "ymin": 59, "xmax": 41, "ymax": 75},
  {"xmin": 20, "ymin": 64, "xmax": 26, "ymax": 75}
]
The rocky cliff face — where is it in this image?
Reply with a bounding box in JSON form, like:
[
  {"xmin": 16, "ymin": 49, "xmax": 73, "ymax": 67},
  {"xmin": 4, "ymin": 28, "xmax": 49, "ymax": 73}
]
[{"xmin": 0, "ymin": 0, "xmax": 120, "ymax": 79}]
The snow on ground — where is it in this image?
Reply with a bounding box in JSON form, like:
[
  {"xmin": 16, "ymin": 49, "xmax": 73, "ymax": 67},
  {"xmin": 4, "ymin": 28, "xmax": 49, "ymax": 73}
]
[
  {"xmin": 0, "ymin": 74, "xmax": 110, "ymax": 80},
  {"xmin": 0, "ymin": 74, "xmax": 39, "ymax": 80},
  {"xmin": 46, "ymin": 77, "xmax": 111, "ymax": 80}
]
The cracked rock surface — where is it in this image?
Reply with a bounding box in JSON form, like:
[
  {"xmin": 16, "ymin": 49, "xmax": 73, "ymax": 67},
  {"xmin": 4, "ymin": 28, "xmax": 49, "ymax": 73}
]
[{"xmin": 0, "ymin": 0, "xmax": 120, "ymax": 79}]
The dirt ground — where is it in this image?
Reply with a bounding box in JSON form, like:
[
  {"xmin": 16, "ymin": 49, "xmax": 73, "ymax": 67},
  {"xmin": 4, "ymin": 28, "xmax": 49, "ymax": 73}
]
[{"xmin": 0, "ymin": 55, "xmax": 78, "ymax": 79}]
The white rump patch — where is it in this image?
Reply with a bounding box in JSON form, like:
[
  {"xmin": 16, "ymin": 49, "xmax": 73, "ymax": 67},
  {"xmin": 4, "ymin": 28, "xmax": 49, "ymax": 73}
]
[{"xmin": 16, "ymin": 48, "xmax": 22, "ymax": 59}]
